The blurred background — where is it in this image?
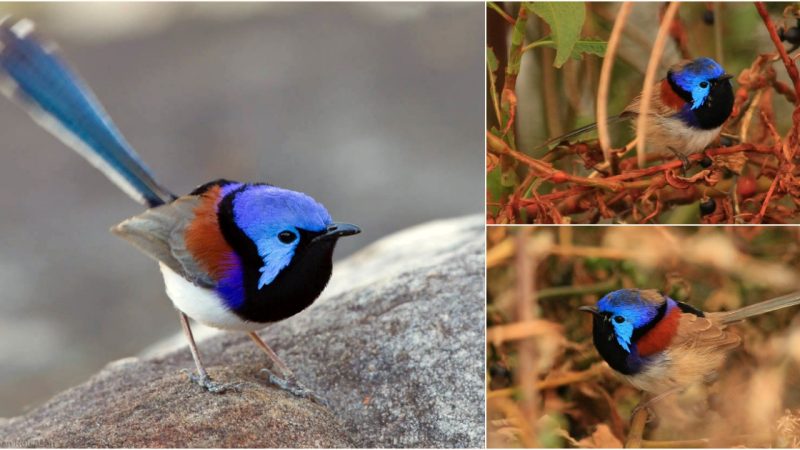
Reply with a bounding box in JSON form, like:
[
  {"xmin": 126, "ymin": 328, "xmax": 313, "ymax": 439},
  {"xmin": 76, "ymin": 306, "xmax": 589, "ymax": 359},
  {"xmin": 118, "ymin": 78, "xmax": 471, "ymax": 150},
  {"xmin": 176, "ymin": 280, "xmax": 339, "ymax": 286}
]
[
  {"xmin": 0, "ymin": 2, "xmax": 483, "ymax": 416},
  {"xmin": 487, "ymin": 226, "xmax": 800, "ymax": 447}
]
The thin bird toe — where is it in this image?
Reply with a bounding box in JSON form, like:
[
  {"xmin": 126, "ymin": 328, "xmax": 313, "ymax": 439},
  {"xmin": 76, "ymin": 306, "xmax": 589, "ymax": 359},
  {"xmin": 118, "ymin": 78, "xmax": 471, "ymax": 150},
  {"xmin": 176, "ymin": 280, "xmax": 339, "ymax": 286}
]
[
  {"xmin": 181, "ymin": 368, "xmax": 241, "ymax": 394},
  {"xmin": 259, "ymin": 369, "xmax": 330, "ymax": 407}
]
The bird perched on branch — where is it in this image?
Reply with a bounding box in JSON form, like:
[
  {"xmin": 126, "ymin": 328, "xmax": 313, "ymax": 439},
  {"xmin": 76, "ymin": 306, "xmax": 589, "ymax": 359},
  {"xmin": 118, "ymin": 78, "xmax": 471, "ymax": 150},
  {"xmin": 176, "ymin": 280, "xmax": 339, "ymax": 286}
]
[
  {"xmin": 0, "ymin": 16, "xmax": 360, "ymax": 401},
  {"xmin": 539, "ymin": 57, "xmax": 734, "ymax": 163},
  {"xmin": 580, "ymin": 288, "xmax": 800, "ymax": 403}
]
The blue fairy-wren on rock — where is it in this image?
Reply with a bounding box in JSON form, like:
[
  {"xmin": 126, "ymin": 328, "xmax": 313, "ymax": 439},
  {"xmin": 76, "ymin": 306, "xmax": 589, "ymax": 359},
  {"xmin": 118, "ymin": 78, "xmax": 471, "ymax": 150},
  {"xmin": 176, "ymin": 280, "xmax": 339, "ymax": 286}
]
[
  {"xmin": 580, "ymin": 288, "xmax": 800, "ymax": 405},
  {"xmin": 0, "ymin": 17, "xmax": 360, "ymax": 400},
  {"xmin": 540, "ymin": 57, "xmax": 734, "ymax": 161}
]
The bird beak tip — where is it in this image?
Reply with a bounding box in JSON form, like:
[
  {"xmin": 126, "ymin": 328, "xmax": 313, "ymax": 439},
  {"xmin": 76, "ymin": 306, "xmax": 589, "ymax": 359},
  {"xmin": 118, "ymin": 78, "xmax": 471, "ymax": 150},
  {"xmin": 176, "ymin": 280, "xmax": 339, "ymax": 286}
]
[
  {"xmin": 578, "ymin": 305, "xmax": 599, "ymax": 315},
  {"xmin": 315, "ymin": 222, "xmax": 361, "ymax": 242}
]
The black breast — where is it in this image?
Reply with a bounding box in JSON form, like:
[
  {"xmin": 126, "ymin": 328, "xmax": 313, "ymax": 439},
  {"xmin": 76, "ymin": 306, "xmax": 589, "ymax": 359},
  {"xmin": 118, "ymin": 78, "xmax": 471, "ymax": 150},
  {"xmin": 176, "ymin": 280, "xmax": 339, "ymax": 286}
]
[
  {"xmin": 690, "ymin": 79, "xmax": 734, "ymax": 130},
  {"xmin": 591, "ymin": 313, "xmax": 644, "ymax": 375}
]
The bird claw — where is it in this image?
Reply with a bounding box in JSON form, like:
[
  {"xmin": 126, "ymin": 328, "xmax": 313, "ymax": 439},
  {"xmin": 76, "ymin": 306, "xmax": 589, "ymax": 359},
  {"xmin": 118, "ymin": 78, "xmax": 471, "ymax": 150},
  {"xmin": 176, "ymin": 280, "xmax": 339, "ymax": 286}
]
[
  {"xmin": 259, "ymin": 368, "xmax": 330, "ymax": 407},
  {"xmin": 630, "ymin": 401, "xmax": 659, "ymax": 424},
  {"xmin": 180, "ymin": 368, "xmax": 242, "ymax": 394},
  {"xmin": 667, "ymin": 147, "xmax": 691, "ymax": 175}
]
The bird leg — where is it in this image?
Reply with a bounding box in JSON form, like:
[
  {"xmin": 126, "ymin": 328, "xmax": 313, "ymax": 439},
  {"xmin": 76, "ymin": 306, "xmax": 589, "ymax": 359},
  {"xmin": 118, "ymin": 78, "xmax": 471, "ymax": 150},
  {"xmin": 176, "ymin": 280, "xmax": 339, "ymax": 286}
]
[
  {"xmin": 248, "ymin": 331, "xmax": 329, "ymax": 406},
  {"xmin": 178, "ymin": 311, "xmax": 240, "ymax": 393},
  {"xmin": 667, "ymin": 147, "xmax": 691, "ymax": 175},
  {"xmin": 630, "ymin": 387, "xmax": 681, "ymax": 423}
]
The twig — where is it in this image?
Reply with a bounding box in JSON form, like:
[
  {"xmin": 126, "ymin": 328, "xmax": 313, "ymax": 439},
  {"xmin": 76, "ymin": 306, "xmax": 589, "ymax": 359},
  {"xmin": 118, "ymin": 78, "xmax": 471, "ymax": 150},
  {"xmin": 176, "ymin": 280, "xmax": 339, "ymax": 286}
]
[
  {"xmin": 755, "ymin": 2, "xmax": 800, "ymax": 102},
  {"xmin": 756, "ymin": 167, "xmax": 780, "ymax": 221},
  {"xmin": 536, "ymin": 278, "xmax": 619, "ymax": 300},
  {"xmin": 487, "ymin": 362, "xmax": 607, "ymax": 399},
  {"xmin": 503, "ymin": 5, "xmax": 529, "ymax": 96},
  {"xmin": 486, "ymin": 236, "xmax": 516, "ymax": 268},
  {"xmin": 597, "ymin": 2, "xmax": 634, "ymax": 162},
  {"xmin": 487, "ymin": 2, "xmax": 515, "ymax": 26},
  {"xmin": 515, "ymin": 229, "xmax": 539, "ymax": 443},
  {"xmin": 636, "ymin": 2, "xmax": 680, "ymax": 168},
  {"xmin": 640, "ymin": 432, "xmax": 774, "ymax": 448},
  {"xmin": 489, "ymin": 130, "xmax": 771, "ymax": 191},
  {"xmin": 625, "ymin": 405, "xmax": 650, "ymax": 448},
  {"xmin": 486, "ymin": 319, "xmax": 562, "ymax": 345},
  {"xmin": 641, "ymin": 438, "xmax": 709, "ymax": 448}
]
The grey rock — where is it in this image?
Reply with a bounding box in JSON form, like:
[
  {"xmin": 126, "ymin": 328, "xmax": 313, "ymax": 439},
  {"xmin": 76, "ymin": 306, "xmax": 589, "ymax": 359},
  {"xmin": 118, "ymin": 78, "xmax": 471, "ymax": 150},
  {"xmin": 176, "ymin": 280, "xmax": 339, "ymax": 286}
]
[{"xmin": 0, "ymin": 215, "xmax": 486, "ymax": 448}]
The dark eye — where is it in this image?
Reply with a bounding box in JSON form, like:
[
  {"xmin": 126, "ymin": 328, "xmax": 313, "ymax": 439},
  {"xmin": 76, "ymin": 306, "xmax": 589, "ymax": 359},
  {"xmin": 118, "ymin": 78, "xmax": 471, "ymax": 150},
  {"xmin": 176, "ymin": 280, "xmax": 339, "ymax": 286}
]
[
  {"xmin": 700, "ymin": 81, "xmax": 709, "ymax": 88},
  {"xmin": 614, "ymin": 316, "xmax": 625, "ymax": 324},
  {"xmin": 278, "ymin": 230, "xmax": 297, "ymax": 244}
]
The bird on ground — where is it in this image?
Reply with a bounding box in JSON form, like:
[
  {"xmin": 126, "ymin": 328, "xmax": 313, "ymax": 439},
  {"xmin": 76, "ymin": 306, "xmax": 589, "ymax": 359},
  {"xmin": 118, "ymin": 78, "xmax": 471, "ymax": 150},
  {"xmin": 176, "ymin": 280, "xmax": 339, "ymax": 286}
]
[
  {"xmin": 580, "ymin": 288, "xmax": 800, "ymax": 404},
  {"xmin": 539, "ymin": 57, "xmax": 734, "ymax": 164},
  {"xmin": 0, "ymin": 16, "xmax": 360, "ymax": 401}
]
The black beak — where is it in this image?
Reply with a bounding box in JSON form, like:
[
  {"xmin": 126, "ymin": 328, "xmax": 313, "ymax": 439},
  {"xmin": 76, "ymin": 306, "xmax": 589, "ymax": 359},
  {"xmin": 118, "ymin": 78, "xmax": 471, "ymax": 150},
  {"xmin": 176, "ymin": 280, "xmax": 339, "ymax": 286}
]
[
  {"xmin": 312, "ymin": 222, "xmax": 361, "ymax": 243},
  {"xmin": 578, "ymin": 305, "xmax": 600, "ymax": 315},
  {"xmin": 718, "ymin": 73, "xmax": 733, "ymax": 81}
]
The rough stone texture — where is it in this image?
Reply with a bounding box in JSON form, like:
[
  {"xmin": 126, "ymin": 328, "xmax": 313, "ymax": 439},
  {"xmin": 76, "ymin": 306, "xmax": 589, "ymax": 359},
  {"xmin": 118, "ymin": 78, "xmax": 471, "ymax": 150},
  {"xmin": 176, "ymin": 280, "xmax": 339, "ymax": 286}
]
[
  {"xmin": 0, "ymin": 362, "xmax": 352, "ymax": 448},
  {"xmin": 0, "ymin": 215, "xmax": 485, "ymax": 448}
]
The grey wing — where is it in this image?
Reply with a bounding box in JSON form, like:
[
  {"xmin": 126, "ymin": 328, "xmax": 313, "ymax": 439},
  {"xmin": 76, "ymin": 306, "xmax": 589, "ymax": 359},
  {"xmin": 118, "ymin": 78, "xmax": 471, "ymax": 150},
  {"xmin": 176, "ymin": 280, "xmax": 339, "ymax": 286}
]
[{"xmin": 110, "ymin": 196, "xmax": 216, "ymax": 288}]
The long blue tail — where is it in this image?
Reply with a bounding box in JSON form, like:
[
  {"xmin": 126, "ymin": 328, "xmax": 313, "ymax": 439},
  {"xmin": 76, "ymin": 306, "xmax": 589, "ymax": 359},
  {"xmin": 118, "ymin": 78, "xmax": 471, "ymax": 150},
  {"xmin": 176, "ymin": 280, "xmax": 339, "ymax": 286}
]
[{"xmin": 0, "ymin": 16, "xmax": 174, "ymax": 207}]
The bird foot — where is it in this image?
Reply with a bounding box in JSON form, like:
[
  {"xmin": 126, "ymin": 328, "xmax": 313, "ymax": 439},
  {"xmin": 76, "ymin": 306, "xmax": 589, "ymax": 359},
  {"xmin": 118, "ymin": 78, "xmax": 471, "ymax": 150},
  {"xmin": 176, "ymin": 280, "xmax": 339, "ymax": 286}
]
[
  {"xmin": 667, "ymin": 147, "xmax": 691, "ymax": 175},
  {"xmin": 181, "ymin": 369, "xmax": 242, "ymax": 394},
  {"xmin": 630, "ymin": 402, "xmax": 657, "ymax": 424},
  {"xmin": 259, "ymin": 369, "xmax": 329, "ymax": 407}
]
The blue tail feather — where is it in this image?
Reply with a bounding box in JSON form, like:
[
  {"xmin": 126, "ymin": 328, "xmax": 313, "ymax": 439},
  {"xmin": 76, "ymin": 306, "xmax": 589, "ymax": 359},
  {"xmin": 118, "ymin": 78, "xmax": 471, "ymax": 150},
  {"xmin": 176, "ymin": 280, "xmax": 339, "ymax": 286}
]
[{"xmin": 0, "ymin": 17, "xmax": 174, "ymax": 207}]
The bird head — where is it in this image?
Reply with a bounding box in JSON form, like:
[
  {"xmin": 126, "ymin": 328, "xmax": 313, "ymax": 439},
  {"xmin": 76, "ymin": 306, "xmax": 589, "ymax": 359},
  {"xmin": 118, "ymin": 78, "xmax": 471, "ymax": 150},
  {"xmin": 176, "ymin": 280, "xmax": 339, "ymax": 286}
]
[
  {"xmin": 209, "ymin": 181, "xmax": 361, "ymax": 322},
  {"xmin": 667, "ymin": 57, "xmax": 733, "ymax": 111},
  {"xmin": 223, "ymin": 183, "xmax": 360, "ymax": 290},
  {"xmin": 580, "ymin": 289, "xmax": 664, "ymax": 352},
  {"xmin": 579, "ymin": 289, "xmax": 673, "ymax": 374}
]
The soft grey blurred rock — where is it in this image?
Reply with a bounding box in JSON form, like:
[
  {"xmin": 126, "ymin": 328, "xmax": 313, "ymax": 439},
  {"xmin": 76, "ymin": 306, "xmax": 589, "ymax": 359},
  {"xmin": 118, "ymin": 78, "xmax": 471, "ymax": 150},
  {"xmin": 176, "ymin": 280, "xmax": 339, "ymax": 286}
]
[{"xmin": 0, "ymin": 215, "xmax": 485, "ymax": 448}]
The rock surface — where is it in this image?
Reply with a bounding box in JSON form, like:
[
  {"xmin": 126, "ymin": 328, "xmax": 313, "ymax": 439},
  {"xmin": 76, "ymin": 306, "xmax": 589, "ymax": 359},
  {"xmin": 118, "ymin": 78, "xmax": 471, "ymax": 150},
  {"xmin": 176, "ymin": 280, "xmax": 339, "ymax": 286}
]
[{"xmin": 0, "ymin": 215, "xmax": 485, "ymax": 448}]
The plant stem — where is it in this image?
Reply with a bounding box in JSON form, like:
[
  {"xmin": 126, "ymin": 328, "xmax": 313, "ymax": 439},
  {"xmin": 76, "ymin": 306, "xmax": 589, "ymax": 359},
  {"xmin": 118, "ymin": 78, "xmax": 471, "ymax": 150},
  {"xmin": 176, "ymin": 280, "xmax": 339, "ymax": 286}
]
[{"xmin": 487, "ymin": 2, "xmax": 514, "ymax": 25}]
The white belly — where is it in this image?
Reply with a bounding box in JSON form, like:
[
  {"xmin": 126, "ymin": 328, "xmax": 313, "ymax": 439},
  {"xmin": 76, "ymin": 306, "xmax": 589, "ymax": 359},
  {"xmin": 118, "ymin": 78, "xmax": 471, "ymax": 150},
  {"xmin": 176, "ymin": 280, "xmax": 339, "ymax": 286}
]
[
  {"xmin": 159, "ymin": 262, "xmax": 267, "ymax": 331},
  {"xmin": 646, "ymin": 116, "xmax": 722, "ymax": 155}
]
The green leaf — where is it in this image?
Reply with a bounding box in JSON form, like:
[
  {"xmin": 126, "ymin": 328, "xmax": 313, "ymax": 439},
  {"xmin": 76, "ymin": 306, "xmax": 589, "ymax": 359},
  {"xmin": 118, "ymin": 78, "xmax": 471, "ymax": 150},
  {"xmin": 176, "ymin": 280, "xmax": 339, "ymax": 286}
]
[
  {"xmin": 486, "ymin": 46, "xmax": 499, "ymax": 73},
  {"xmin": 569, "ymin": 37, "xmax": 607, "ymax": 59},
  {"xmin": 527, "ymin": 35, "xmax": 606, "ymax": 63},
  {"xmin": 487, "ymin": 165, "xmax": 512, "ymax": 216},
  {"xmin": 529, "ymin": 2, "xmax": 586, "ymax": 68}
]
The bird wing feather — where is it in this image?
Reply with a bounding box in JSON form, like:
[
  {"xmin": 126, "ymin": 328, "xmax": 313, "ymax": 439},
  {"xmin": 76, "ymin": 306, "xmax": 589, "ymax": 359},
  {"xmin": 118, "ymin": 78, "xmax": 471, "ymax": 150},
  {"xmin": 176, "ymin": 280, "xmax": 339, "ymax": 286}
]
[
  {"xmin": 653, "ymin": 313, "xmax": 741, "ymax": 388},
  {"xmin": 672, "ymin": 313, "xmax": 741, "ymax": 352},
  {"xmin": 110, "ymin": 196, "xmax": 216, "ymax": 288}
]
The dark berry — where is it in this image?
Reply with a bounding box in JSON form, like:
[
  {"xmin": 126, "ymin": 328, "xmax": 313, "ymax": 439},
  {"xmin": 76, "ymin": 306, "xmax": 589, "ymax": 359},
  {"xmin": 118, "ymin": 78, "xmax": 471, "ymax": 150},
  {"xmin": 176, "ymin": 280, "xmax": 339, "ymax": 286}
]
[
  {"xmin": 699, "ymin": 155, "xmax": 713, "ymax": 168},
  {"xmin": 700, "ymin": 198, "xmax": 716, "ymax": 216},
  {"xmin": 489, "ymin": 364, "xmax": 510, "ymax": 379},
  {"xmin": 783, "ymin": 26, "xmax": 800, "ymax": 45},
  {"xmin": 703, "ymin": 9, "xmax": 714, "ymax": 25}
]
